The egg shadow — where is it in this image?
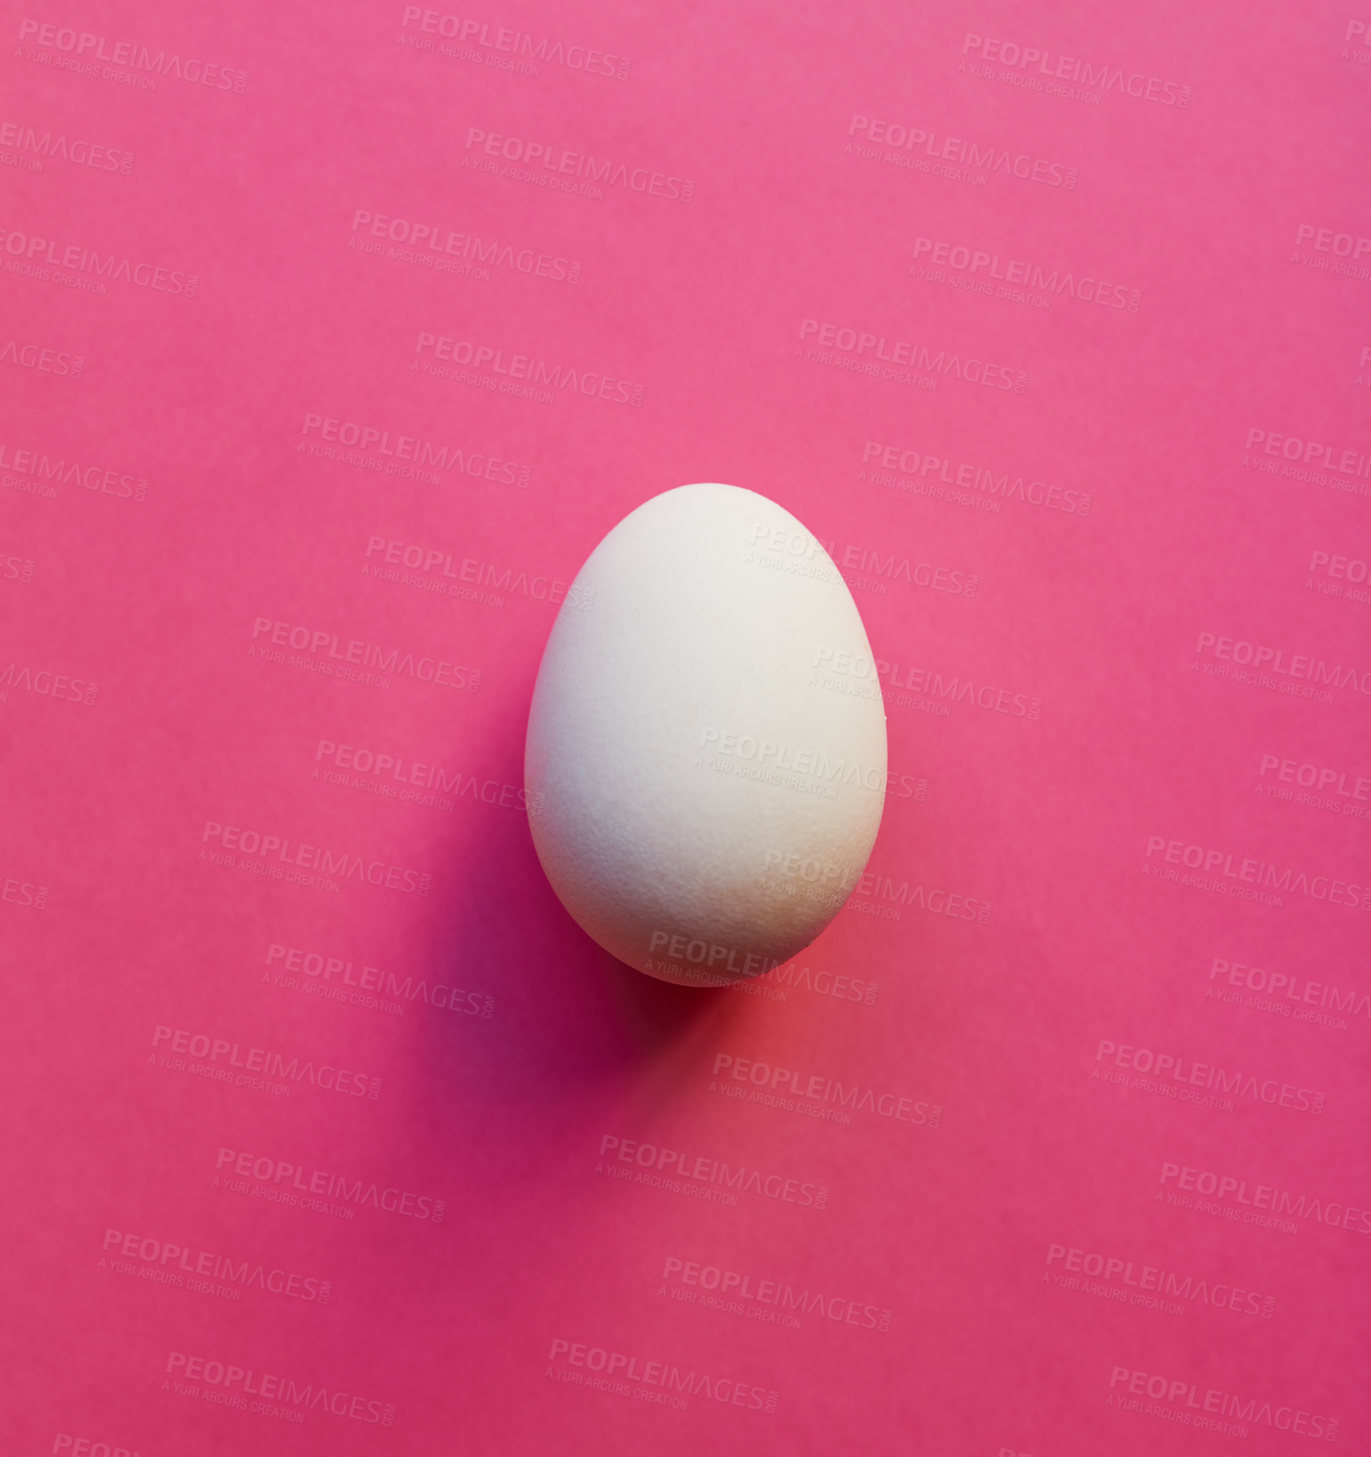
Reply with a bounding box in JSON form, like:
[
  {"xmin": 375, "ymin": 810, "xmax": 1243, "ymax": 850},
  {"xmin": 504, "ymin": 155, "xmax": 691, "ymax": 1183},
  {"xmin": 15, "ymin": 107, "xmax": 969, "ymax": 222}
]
[{"xmin": 410, "ymin": 695, "xmax": 741, "ymax": 1174}]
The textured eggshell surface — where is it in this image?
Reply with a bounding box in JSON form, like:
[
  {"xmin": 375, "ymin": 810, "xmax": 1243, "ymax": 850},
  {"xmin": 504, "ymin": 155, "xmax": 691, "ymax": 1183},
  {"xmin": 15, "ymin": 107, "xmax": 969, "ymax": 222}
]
[{"xmin": 524, "ymin": 483, "xmax": 888, "ymax": 986}]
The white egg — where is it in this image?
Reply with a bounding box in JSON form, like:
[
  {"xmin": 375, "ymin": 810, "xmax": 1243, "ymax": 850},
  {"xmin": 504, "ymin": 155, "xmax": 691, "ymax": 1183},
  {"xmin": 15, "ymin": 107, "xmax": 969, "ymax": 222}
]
[{"xmin": 524, "ymin": 483, "xmax": 888, "ymax": 986}]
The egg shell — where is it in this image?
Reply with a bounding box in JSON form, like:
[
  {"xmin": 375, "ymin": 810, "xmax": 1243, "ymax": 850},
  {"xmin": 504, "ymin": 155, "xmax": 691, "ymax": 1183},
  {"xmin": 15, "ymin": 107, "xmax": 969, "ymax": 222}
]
[{"xmin": 524, "ymin": 482, "xmax": 888, "ymax": 985}]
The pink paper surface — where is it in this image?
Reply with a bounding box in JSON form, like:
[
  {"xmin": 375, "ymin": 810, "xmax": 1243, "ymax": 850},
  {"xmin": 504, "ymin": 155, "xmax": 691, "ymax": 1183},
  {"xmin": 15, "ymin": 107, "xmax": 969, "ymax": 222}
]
[{"xmin": 3, "ymin": 2, "xmax": 1368, "ymax": 1452}]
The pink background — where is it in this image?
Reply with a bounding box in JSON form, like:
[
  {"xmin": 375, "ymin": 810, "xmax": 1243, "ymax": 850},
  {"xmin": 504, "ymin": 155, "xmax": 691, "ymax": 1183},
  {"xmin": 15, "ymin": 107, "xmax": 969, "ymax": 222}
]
[{"xmin": 3, "ymin": 1, "xmax": 1369, "ymax": 1452}]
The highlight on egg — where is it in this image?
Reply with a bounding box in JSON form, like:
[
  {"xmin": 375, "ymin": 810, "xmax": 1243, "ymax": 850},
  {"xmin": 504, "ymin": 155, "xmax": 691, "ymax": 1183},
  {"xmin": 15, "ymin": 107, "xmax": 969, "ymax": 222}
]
[{"xmin": 524, "ymin": 482, "xmax": 889, "ymax": 985}]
